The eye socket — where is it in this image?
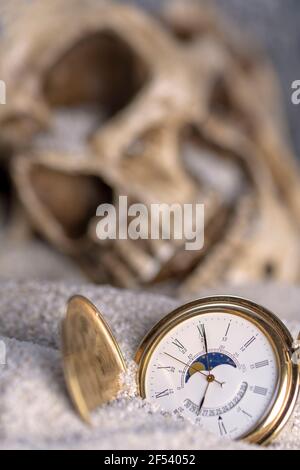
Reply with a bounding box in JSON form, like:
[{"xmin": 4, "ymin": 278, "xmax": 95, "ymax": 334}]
[
  {"xmin": 30, "ymin": 165, "xmax": 113, "ymax": 239},
  {"xmin": 43, "ymin": 30, "xmax": 150, "ymax": 118}
]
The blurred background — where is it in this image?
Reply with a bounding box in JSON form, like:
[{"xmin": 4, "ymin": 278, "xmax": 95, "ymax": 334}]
[
  {"xmin": 136, "ymin": 0, "xmax": 300, "ymax": 157},
  {"xmin": 0, "ymin": 0, "xmax": 300, "ymax": 296}
]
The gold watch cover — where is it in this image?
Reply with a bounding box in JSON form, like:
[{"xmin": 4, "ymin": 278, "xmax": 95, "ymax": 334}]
[{"xmin": 62, "ymin": 295, "xmax": 126, "ymax": 423}]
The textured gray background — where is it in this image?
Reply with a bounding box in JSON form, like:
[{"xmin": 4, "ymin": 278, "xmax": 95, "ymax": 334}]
[{"xmin": 130, "ymin": 0, "xmax": 300, "ymax": 158}]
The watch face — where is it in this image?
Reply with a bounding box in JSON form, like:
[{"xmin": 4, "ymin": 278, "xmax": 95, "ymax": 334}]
[{"xmin": 143, "ymin": 311, "xmax": 279, "ymax": 440}]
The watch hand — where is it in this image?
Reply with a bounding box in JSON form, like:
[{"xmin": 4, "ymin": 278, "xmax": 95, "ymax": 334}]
[
  {"xmin": 197, "ymin": 380, "xmax": 210, "ymax": 416},
  {"xmin": 201, "ymin": 324, "xmax": 211, "ymax": 372},
  {"xmin": 164, "ymin": 352, "xmax": 225, "ymax": 387}
]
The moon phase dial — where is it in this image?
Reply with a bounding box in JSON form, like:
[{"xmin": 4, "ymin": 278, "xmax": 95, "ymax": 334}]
[{"xmin": 185, "ymin": 351, "xmax": 237, "ymax": 382}]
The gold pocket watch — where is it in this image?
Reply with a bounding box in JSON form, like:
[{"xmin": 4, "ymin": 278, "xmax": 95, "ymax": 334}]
[{"xmin": 62, "ymin": 295, "xmax": 300, "ymax": 445}]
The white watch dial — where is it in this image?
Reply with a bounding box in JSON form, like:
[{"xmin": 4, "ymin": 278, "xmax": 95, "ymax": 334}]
[{"xmin": 144, "ymin": 312, "xmax": 279, "ymax": 440}]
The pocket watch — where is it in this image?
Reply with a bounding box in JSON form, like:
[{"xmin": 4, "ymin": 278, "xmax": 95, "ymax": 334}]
[{"xmin": 62, "ymin": 295, "xmax": 300, "ymax": 445}]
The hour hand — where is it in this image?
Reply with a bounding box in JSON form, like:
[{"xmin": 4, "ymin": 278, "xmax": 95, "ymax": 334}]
[{"xmin": 197, "ymin": 381, "xmax": 210, "ymax": 416}]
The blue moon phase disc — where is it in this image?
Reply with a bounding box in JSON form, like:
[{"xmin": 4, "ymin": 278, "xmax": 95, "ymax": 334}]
[{"xmin": 185, "ymin": 352, "xmax": 236, "ymax": 383}]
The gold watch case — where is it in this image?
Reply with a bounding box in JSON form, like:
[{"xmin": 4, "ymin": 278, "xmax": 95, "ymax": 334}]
[{"xmin": 135, "ymin": 296, "xmax": 300, "ymax": 445}]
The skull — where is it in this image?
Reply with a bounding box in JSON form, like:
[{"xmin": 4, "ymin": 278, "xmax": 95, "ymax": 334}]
[
  {"xmin": 160, "ymin": 0, "xmax": 300, "ymax": 292},
  {"xmin": 0, "ymin": 0, "xmax": 299, "ymax": 293}
]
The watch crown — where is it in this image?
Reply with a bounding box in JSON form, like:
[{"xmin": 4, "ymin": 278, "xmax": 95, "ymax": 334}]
[{"xmin": 291, "ymin": 339, "xmax": 300, "ymax": 365}]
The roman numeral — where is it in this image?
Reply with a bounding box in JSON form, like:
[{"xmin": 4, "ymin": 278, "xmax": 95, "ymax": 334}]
[
  {"xmin": 250, "ymin": 360, "xmax": 269, "ymax": 369},
  {"xmin": 155, "ymin": 389, "xmax": 170, "ymax": 399},
  {"xmin": 197, "ymin": 324, "xmax": 203, "ymax": 338},
  {"xmin": 172, "ymin": 338, "xmax": 187, "ymax": 354},
  {"xmin": 240, "ymin": 336, "xmax": 256, "ymax": 352},
  {"xmin": 225, "ymin": 321, "xmax": 231, "ymax": 337},
  {"xmin": 222, "ymin": 321, "xmax": 231, "ymax": 342},
  {"xmin": 241, "ymin": 409, "xmax": 252, "ymax": 419},
  {"xmin": 198, "ymin": 324, "xmax": 208, "ymax": 354},
  {"xmin": 253, "ymin": 386, "xmax": 268, "ymax": 396},
  {"xmin": 218, "ymin": 416, "xmax": 227, "ymax": 436},
  {"xmin": 157, "ymin": 365, "xmax": 175, "ymax": 372}
]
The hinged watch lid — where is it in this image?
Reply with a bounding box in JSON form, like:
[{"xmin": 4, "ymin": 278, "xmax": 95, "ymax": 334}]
[{"xmin": 62, "ymin": 295, "xmax": 126, "ymax": 423}]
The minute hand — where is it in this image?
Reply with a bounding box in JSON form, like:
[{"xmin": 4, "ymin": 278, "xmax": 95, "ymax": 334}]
[
  {"xmin": 164, "ymin": 352, "xmax": 224, "ymax": 387},
  {"xmin": 201, "ymin": 324, "xmax": 211, "ymax": 372}
]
